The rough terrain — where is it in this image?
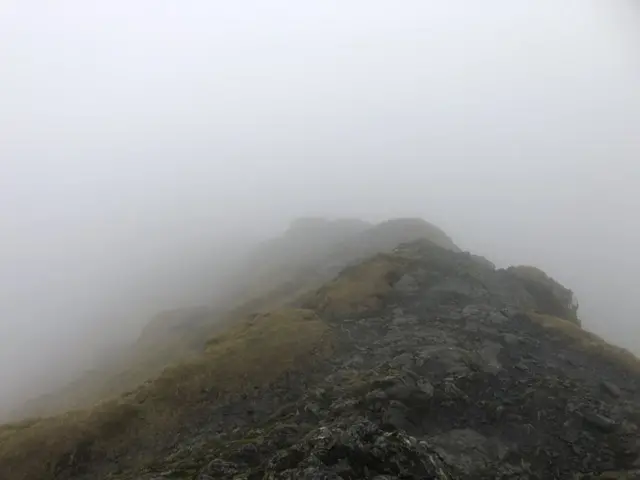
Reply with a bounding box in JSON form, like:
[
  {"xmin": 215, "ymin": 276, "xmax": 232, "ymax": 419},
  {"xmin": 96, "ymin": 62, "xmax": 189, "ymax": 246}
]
[{"xmin": 2, "ymin": 239, "xmax": 640, "ymax": 479}]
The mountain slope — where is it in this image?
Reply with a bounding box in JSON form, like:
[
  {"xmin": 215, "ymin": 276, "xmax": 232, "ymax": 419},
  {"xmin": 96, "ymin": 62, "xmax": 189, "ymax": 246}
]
[
  {"xmin": 214, "ymin": 216, "xmax": 459, "ymax": 311},
  {"xmin": 1, "ymin": 238, "xmax": 639, "ymax": 479},
  {"xmin": 13, "ymin": 217, "xmax": 459, "ymax": 420}
]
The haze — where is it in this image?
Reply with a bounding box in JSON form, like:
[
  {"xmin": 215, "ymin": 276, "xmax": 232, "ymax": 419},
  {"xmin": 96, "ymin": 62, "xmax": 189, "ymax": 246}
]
[{"xmin": 1, "ymin": 1, "xmax": 639, "ymax": 416}]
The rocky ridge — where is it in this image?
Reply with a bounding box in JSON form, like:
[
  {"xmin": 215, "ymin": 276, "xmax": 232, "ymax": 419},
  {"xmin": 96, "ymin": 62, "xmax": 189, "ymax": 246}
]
[
  {"xmin": 178, "ymin": 241, "xmax": 640, "ymax": 479},
  {"xmin": 2, "ymin": 239, "xmax": 640, "ymax": 479}
]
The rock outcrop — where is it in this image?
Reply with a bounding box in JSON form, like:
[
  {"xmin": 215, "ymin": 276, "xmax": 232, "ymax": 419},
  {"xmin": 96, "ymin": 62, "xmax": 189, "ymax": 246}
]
[{"xmin": 2, "ymin": 238, "xmax": 639, "ymax": 480}]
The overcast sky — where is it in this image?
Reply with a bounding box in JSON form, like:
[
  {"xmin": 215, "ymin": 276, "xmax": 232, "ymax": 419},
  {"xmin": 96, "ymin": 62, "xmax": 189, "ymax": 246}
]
[{"xmin": 1, "ymin": 1, "xmax": 639, "ymax": 412}]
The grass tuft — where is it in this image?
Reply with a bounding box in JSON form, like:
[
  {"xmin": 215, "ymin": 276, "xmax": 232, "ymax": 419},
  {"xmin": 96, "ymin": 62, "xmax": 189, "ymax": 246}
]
[{"xmin": 529, "ymin": 313, "xmax": 640, "ymax": 373}]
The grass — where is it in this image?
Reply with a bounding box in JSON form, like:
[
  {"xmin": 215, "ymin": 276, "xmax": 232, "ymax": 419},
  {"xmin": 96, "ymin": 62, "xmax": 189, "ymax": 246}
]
[
  {"xmin": 16, "ymin": 284, "xmax": 325, "ymax": 420},
  {"xmin": 302, "ymin": 253, "xmax": 408, "ymax": 317},
  {"xmin": 0, "ymin": 401, "xmax": 146, "ymax": 480},
  {"xmin": 16, "ymin": 325, "xmax": 215, "ymax": 420},
  {"xmin": 13, "ymin": 221, "xmax": 430, "ymax": 421},
  {"xmin": 509, "ymin": 265, "xmax": 580, "ymax": 324},
  {"xmin": 141, "ymin": 308, "xmax": 331, "ymax": 405},
  {"xmin": 0, "ymin": 308, "xmax": 332, "ymax": 480},
  {"xmin": 529, "ymin": 313, "xmax": 640, "ymax": 374}
]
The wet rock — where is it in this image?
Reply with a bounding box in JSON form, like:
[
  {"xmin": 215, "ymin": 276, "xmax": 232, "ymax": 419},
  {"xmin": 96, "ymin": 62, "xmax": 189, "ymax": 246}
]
[
  {"xmin": 391, "ymin": 315, "xmax": 418, "ymax": 326},
  {"xmin": 583, "ymin": 412, "xmax": 618, "ymax": 433},
  {"xmin": 365, "ymin": 389, "xmax": 388, "ymax": 406},
  {"xmin": 269, "ymin": 424, "xmax": 303, "ymax": 449},
  {"xmin": 586, "ymin": 471, "xmax": 640, "ymax": 479},
  {"xmin": 382, "ymin": 400, "xmax": 413, "ymax": 430},
  {"xmin": 344, "ymin": 354, "xmax": 365, "ymax": 368},
  {"xmin": 415, "ymin": 345, "xmax": 473, "ymax": 376},
  {"xmin": 486, "ymin": 311, "xmax": 508, "ymax": 325},
  {"xmin": 262, "ymin": 419, "xmax": 451, "ymax": 479},
  {"xmin": 201, "ymin": 458, "xmax": 242, "ymax": 478},
  {"xmin": 372, "ymin": 373, "xmax": 434, "ymax": 406},
  {"xmin": 429, "ymin": 429, "xmax": 508, "ymax": 475},
  {"xmin": 477, "ymin": 340, "xmax": 502, "ymax": 373},
  {"xmin": 388, "ymin": 352, "xmax": 415, "ymax": 370},
  {"xmin": 502, "ymin": 333, "xmax": 520, "ymax": 345},
  {"xmin": 393, "ymin": 274, "xmax": 419, "ymax": 293},
  {"xmin": 58, "ymin": 239, "xmax": 640, "ymax": 480},
  {"xmin": 462, "ymin": 304, "xmax": 495, "ymax": 319},
  {"xmin": 601, "ymin": 380, "xmax": 622, "ymax": 398}
]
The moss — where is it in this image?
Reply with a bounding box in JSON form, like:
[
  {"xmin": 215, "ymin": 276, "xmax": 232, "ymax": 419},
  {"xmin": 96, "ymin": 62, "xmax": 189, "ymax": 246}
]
[
  {"xmin": 529, "ymin": 313, "xmax": 640, "ymax": 373},
  {"xmin": 0, "ymin": 308, "xmax": 331, "ymax": 480}
]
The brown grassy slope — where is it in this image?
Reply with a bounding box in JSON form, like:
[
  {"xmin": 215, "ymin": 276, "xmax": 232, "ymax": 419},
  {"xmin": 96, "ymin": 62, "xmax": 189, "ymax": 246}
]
[
  {"xmin": 509, "ymin": 265, "xmax": 580, "ymax": 324},
  {"xmin": 0, "ymin": 248, "xmax": 408, "ymax": 480},
  {"xmin": 220, "ymin": 217, "xmax": 458, "ymax": 316},
  {"xmin": 16, "ymin": 309, "xmax": 219, "ymax": 420},
  {"xmin": 16, "ymin": 217, "xmax": 456, "ymax": 421},
  {"xmin": 301, "ymin": 252, "xmax": 409, "ymax": 317},
  {"xmin": 529, "ymin": 313, "xmax": 640, "ymax": 374},
  {"xmin": 0, "ymin": 308, "xmax": 331, "ymax": 480},
  {"xmin": 15, "ymin": 282, "xmax": 321, "ymax": 420}
]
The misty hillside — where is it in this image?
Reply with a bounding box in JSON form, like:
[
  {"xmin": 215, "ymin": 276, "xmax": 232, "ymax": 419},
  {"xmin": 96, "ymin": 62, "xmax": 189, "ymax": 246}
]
[
  {"xmin": 2, "ymin": 221, "xmax": 640, "ymax": 479},
  {"xmin": 215, "ymin": 217, "xmax": 459, "ymax": 309},
  {"xmin": 13, "ymin": 217, "xmax": 459, "ymax": 420}
]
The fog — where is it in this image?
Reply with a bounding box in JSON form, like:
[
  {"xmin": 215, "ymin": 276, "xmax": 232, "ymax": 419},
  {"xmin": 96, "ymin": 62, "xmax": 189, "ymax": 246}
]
[{"xmin": 1, "ymin": 1, "xmax": 639, "ymax": 415}]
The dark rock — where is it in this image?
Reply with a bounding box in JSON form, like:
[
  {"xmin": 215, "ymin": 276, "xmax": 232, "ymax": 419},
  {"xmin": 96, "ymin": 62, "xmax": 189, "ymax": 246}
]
[
  {"xmin": 477, "ymin": 340, "xmax": 502, "ymax": 373},
  {"xmin": 583, "ymin": 412, "xmax": 619, "ymax": 433},
  {"xmin": 502, "ymin": 333, "xmax": 520, "ymax": 345},
  {"xmin": 201, "ymin": 459, "xmax": 242, "ymax": 477},
  {"xmin": 382, "ymin": 400, "xmax": 413, "ymax": 430},
  {"xmin": 269, "ymin": 424, "xmax": 303, "ymax": 449},
  {"xmin": 29, "ymin": 238, "xmax": 640, "ymax": 480},
  {"xmin": 602, "ymin": 380, "xmax": 622, "ymax": 398},
  {"xmin": 261, "ymin": 419, "xmax": 451, "ymax": 478},
  {"xmin": 393, "ymin": 274, "xmax": 419, "ymax": 293},
  {"xmin": 415, "ymin": 345, "xmax": 474, "ymax": 376},
  {"xmin": 429, "ymin": 429, "xmax": 509, "ymax": 475},
  {"xmin": 486, "ymin": 311, "xmax": 508, "ymax": 325},
  {"xmin": 374, "ymin": 373, "xmax": 434, "ymax": 406},
  {"xmin": 388, "ymin": 352, "xmax": 414, "ymax": 370}
]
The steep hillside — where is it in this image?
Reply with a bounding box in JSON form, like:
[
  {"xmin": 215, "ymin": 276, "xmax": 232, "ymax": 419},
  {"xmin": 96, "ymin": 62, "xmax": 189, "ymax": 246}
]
[
  {"xmin": 13, "ymin": 217, "xmax": 459, "ymax": 420},
  {"xmin": 2, "ymin": 238, "xmax": 639, "ymax": 479}
]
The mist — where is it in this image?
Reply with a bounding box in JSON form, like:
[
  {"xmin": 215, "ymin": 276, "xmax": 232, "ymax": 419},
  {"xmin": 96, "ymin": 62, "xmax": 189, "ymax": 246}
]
[{"xmin": 1, "ymin": 1, "xmax": 639, "ymax": 415}]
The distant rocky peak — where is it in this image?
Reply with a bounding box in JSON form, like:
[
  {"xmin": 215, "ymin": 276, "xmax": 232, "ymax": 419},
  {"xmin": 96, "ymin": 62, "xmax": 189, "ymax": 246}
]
[{"xmin": 285, "ymin": 217, "xmax": 371, "ymax": 238}]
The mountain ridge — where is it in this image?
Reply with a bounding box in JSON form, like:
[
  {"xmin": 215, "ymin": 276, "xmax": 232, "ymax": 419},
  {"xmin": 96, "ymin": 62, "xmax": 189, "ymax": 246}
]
[
  {"xmin": 2, "ymin": 220, "xmax": 639, "ymax": 479},
  {"xmin": 11, "ymin": 217, "xmax": 460, "ymax": 421}
]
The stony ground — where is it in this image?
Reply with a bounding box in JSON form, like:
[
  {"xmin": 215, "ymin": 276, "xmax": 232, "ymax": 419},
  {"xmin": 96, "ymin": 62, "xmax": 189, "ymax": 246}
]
[{"xmin": 80, "ymin": 241, "xmax": 639, "ymax": 480}]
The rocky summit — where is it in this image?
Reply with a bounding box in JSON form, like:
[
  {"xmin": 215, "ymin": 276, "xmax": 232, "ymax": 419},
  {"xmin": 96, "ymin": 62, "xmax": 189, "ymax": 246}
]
[{"xmin": 2, "ymin": 237, "xmax": 640, "ymax": 479}]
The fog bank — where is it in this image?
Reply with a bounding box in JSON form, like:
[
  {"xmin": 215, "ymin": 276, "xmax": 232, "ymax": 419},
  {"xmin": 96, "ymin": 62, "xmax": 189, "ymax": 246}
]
[{"xmin": 1, "ymin": 1, "xmax": 639, "ymax": 413}]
